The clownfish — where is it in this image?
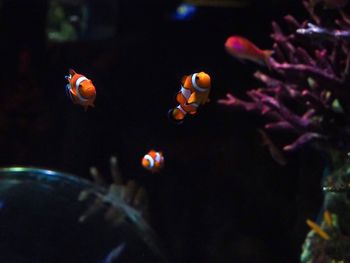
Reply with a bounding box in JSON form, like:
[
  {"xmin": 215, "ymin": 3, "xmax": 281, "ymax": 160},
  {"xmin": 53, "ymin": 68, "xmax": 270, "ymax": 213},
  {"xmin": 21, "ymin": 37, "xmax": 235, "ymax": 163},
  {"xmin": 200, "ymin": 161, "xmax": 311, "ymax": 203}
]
[
  {"xmin": 168, "ymin": 72, "xmax": 211, "ymax": 123},
  {"xmin": 225, "ymin": 36, "xmax": 273, "ymax": 67},
  {"xmin": 141, "ymin": 150, "xmax": 164, "ymax": 173},
  {"xmin": 65, "ymin": 69, "xmax": 96, "ymax": 111}
]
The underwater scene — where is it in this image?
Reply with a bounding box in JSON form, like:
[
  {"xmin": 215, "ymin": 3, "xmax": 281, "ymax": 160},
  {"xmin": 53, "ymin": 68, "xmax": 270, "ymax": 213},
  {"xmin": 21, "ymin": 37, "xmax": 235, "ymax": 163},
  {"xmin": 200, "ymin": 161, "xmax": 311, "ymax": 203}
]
[{"xmin": 2, "ymin": 0, "xmax": 350, "ymax": 262}]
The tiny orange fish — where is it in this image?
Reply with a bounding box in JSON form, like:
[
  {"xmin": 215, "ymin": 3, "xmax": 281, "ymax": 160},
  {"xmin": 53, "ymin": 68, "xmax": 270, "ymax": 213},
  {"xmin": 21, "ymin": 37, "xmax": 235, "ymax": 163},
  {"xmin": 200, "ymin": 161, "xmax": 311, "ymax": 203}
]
[
  {"xmin": 168, "ymin": 72, "xmax": 211, "ymax": 123},
  {"xmin": 306, "ymin": 219, "xmax": 331, "ymax": 240},
  {"xmin": 141, "ymin": 150, "xmax": 164, "ymax": 173},
  {"xmin": 225, "ymin": 36, "xmax": 273, "ymax": 67},
  {"xmin": 65, "ymin": 69, "xmax": 96, "ymax": 111},
  {"xmin": 323, "ymin": 210, "xmax": 333, "ymax": 228}
]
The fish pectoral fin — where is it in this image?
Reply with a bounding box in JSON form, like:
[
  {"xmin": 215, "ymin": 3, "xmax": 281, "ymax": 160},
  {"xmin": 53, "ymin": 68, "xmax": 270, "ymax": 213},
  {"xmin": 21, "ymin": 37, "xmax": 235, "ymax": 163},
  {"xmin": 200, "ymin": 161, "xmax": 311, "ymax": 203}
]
[
  {"xmin": 189, "ymin": 92, "xmax": 208, "ymax": 105},
  {"xmin": 187, "ymin": 93, "xmax": 198, "ymax": 104},
  {"xmin": 181, "ymin": 75, "xmax": 188, "ymax": 86},
  {"xmin": 176, "ymin": 92, "xmax": 187, "ymax": 104}
]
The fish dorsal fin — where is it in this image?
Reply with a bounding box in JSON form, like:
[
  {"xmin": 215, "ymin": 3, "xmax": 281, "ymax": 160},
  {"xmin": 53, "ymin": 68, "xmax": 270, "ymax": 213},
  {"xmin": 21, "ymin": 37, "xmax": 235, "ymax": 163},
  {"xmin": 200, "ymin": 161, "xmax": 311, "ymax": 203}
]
[
  {"xmin": 181, "ymin": 75, "xmax": 188, "ymax": 86},
  {"xmin": 69, "ymin": 68, "xmax": 77, "ymax": 76}
]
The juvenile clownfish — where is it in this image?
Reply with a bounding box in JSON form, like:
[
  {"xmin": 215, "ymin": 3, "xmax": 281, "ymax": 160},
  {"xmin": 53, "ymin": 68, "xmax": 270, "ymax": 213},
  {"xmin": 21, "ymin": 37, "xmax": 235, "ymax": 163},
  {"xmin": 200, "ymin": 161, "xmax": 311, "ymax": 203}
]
[
  {"xmin": 65, "ymin": 69, "xmax": 96, "ymax": 111},
  {"xmin": 225, "ymin": 36, "xmax": 273, "ymax": 67},
  {"xmin": 168, "ymin": 72, "xmax": 211, "ymax": 123},
  {"xmin": 141, "ymin": 150, "xmax": 164, "ymax": 173}
]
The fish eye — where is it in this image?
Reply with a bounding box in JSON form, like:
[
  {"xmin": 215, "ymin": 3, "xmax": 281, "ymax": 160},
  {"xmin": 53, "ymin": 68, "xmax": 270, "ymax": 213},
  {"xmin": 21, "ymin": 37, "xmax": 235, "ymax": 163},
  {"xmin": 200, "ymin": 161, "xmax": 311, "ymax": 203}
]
[{"xmin": 195, "ymin": 76, "xmax": 199, "ymax": 80}]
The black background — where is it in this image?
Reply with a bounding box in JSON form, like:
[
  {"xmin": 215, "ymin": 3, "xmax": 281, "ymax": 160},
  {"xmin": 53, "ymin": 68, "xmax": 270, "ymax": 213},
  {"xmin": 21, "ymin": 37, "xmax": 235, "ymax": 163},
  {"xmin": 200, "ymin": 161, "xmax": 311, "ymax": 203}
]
[{"xmin": 0, "ymin": 0, "xmax": 326, "ymax": 262}]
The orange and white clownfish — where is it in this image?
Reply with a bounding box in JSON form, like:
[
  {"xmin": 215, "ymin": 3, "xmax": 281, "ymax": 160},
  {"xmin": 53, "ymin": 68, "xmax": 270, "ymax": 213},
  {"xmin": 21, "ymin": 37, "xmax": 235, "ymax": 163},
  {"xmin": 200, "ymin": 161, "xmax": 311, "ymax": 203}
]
[
  {"xmin": 141, "ymin": 150, "xmax": 164, "ymax": 173},
  {"xmin": 65, "ymin": 69, "xmax": 96, "ymax": 111},
  {"xmin": 168, "ymin": 72, "xmax": 211, "ymax": 123}
]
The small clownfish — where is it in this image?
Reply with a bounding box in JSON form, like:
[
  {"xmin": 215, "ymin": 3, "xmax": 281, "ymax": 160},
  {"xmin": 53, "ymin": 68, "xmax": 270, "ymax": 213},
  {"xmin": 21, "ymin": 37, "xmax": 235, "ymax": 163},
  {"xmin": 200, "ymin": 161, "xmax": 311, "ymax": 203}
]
[
  {"xmin": 225, "ymin": 36, "xmax": 273, "ymax": 67},
  {"xmin": 141, "ymin": 150, "xmax": 164, "ymax": 173},
  {"xmin": 65, "ymin": 69, "xmax": 96, "ymax": 111},
  {"xmin": 168, "ymin": 72, "xmax": 211, "ymax": 123}
]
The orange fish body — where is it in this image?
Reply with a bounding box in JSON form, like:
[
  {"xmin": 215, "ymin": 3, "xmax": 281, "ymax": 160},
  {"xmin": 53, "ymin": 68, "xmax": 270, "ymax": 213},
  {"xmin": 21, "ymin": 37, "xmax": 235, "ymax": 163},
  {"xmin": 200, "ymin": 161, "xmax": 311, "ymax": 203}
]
[
  {"xmin": 225, "ymin": 36, "xmax": 272, "ymax": 67},
  {"xmin": 65, "ymin": 69, "xmax": 96, "ymax": 111},
  {"xmin": 169, "ymin": 72, "xmax": 211, "ymax": 123},
  {"xmin": 141, "ymin": 150, "xmax": 164, "ymax": 173}
]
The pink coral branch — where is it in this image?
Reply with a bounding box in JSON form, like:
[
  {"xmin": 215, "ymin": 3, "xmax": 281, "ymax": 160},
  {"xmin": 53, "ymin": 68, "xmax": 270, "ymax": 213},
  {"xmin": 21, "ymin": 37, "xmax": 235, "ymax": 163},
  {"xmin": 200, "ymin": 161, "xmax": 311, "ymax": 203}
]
[
  {"xmin": 217, "ymin": 93, "xmax": 259, "ymax": 112},
  {"xmin": 302, "ymin": 90, "xmax": 328, "ymax": 110},
  {"xmin": 271, "ymin": 21, "xmax": 290, "ymax": 43},
  {"xmin": 259, "ymin": 94, "xmax": 315, "ymax": 130},
  {"xmin": 302, "ymin": 108, "xmax": 316, "ymax": 119},
  {"xmin": 283, "ymin": 132, "xmax": 326, "ymax": 151},
  {"xmin": 254, "ymin": 71, "xmax": 283, "ymax": 87},
  {"xmin": 265, "ymin": 121, "xmax": 297, "ymax": 132},
  {"xmin": 302, "ymin": 1, "xmax": 321, "ymax": 24},
  {"xmin": 284, "ymin": 15, "xmax": 301, "ymax": 31},
  {"xmin": 269, "ymin": 58, "xmax": 342, "ymax": 83},
  {"xmin": 296, "ymin": 47, "xmax": 316, "ymax": 66},
  {"xmin": 315, "ymin": 49, "xmax": 334, "ymax": 74},
  {"xmin": 272, "ymin": 43, "xmax": 287, "ymax": 62}
]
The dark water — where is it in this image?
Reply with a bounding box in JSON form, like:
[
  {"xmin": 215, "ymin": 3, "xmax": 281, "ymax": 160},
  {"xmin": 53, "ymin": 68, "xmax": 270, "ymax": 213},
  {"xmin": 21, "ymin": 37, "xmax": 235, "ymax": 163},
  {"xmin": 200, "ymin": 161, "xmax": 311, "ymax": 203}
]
[{"xmin": 0, "ymin": 167, "xmax": 167, "ymax": 263}]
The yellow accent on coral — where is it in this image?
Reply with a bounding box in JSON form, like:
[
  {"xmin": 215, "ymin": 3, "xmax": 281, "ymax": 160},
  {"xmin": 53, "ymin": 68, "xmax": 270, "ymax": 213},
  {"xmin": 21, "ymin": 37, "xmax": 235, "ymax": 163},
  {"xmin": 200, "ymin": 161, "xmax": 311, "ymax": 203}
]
[
  {"xmin": 306, "ymin": 219, "xmax": 330, "ymax": 240},
  {"xmin": 324, "ymin": 210, "xmax": 333, "ymax": 228}
]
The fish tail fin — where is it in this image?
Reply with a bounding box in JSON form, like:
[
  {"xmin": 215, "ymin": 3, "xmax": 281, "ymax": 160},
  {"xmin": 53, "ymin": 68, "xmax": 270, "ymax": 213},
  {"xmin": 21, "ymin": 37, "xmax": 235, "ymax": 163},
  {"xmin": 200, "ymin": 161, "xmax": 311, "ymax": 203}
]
[
  {"xmin": 168, "ymin": 107, "xmax": 185, "ymax": 124},
  {"xmin": 263, "ymin": 50, "xmax": 273, "ymax": 69},
  {"xmin": 258, "ymin": 129, "xmax": 269, "ymax": 146}
]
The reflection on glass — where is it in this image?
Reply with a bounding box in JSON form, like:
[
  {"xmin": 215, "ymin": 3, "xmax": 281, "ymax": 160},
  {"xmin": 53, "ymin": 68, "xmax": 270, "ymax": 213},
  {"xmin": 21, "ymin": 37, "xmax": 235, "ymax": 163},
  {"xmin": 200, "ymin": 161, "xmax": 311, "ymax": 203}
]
[
  {"xmin": 46, "ymin": 0, "xmax": 117, "ymax": 42},
  {"xmin": 0, "ymin": 167, "xmax": 167, "ymax": 263}
]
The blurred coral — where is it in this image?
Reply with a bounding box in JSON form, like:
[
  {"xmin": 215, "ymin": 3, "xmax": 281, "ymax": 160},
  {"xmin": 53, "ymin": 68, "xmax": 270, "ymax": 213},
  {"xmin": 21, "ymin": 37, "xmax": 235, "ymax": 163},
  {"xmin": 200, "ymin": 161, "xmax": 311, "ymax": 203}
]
[
  {"xmin": 219, "ymin": 0, "xmax": 350, "ymax": 261},
  {"xmin": 219, "ymin": 0, "xmax": 350, "ymax": 155},
  {"xmin": 78, "ymin": 156, "xmax": 150, "ymax": 225}
]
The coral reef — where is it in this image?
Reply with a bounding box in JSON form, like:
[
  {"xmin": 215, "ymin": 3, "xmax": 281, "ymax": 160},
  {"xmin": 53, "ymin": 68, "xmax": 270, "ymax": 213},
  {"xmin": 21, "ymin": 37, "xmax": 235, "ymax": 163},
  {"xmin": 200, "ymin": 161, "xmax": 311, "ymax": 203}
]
[
  {"xmin": 219, "ymin": 9, "xmax": 350, "ymax": 154},
  {"xmin": 78, "ymin": 156, "xmax": 149, "ymax": 224},
  {"xmin": 219, "ymin": 0, "xmax": 350, "ymax": 261}
]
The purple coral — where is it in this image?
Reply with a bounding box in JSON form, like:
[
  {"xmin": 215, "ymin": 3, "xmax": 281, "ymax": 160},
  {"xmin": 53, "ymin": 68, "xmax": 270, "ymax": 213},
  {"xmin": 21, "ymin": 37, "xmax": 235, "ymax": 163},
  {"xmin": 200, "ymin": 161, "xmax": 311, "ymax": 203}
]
[{"xmin": 219, "ymin": 0, "xmax": 350, "ymax": 154}]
